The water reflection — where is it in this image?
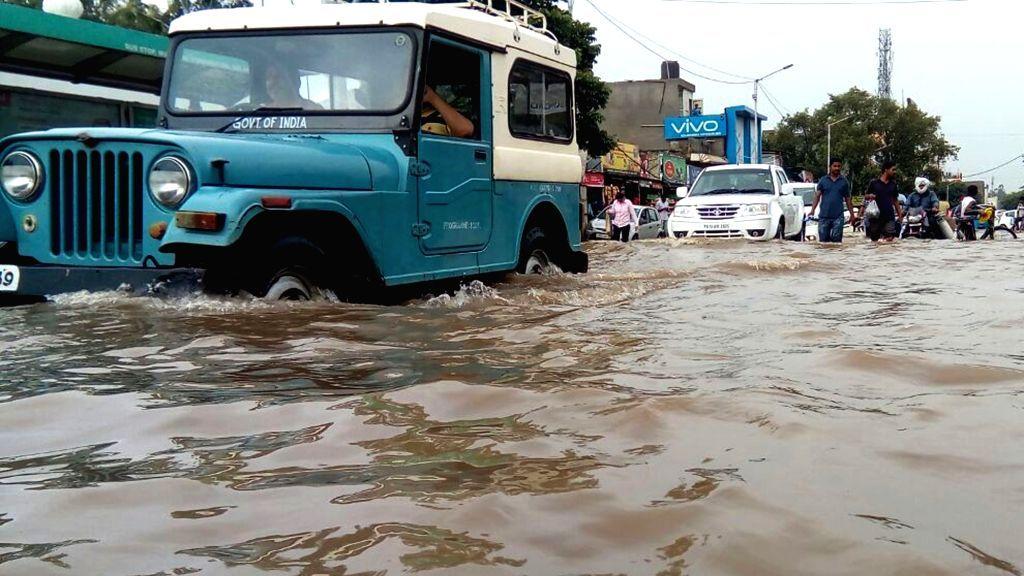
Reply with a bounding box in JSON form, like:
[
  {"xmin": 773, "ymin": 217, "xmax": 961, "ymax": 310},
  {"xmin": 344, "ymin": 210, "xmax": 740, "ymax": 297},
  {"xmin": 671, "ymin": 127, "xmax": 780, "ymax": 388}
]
[
  {"xmin": 181, "ymin": 524, "xmax": 525, "ymax": 573},
  {"xmin": 1, "ymin": 239, "xmax": 1022, "ymax": 574}
]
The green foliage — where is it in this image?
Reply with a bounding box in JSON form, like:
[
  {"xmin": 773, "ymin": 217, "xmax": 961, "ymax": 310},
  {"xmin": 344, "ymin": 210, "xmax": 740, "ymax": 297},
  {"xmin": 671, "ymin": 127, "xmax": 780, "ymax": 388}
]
[
  {"xmin": 1, "ymin": 0, "xmax": 250, "ymax": 33},
  {"xmin": 765, "ymin": 88, "xmax": 959, "ymax": 195},
  {"xmin": 521, "ymin": 0, "xmax": 614, "ymax": 156},
  {"xmin": 1000, "ymin": 190, "xmax": 1024, "ymax": 210}
]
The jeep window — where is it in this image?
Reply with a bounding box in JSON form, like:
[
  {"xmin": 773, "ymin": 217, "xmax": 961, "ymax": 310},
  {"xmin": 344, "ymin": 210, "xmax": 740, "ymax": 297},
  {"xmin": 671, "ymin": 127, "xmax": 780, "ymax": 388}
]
[
  {"xmin": 167, "ymin": 32, "xmax": 415, "ymax": 114},
  {"xmin": 421, "ymin": 40, "xmax": 481, "ymax": 140},
  {"xmin": 689, "ymin": 169, "xmax": 774, "ymax": 196},
  {"xmin": 509, "ymin": 61, "xmax": 572, "ymax": 142}
]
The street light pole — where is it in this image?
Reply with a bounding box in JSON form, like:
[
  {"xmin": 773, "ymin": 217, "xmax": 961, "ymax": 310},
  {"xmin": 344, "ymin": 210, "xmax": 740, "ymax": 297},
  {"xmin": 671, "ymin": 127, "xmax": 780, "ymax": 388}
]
[
  {"xmin": 752, "ymin": 63, "xmax": 793, "ymax": 164},
  {"xmin": 826, "ymin": 114, "xmax": 853, "ymax": 174}
]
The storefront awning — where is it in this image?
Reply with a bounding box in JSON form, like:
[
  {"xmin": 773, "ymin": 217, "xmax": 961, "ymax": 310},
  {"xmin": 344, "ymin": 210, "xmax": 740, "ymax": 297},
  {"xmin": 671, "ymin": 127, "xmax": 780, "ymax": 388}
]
[{"xmin": 0, "ymin": 4, "xmax": 167, "ymax": 94}]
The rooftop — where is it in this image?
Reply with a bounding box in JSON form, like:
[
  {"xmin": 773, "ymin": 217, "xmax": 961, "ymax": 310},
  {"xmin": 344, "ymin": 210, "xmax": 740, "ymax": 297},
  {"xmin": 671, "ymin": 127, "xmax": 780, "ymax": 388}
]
[{"xmin": 170, "ymin": 2, "xmax": 575, "ymax": 68}]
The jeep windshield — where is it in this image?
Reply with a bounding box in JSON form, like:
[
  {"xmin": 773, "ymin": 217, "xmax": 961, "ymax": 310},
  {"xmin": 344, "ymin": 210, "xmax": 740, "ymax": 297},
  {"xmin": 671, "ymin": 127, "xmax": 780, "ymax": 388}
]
[
  {"xmin": 690, "ymin": 169, "xmax": 774, "ymax": 196},
  {"xmin": 165, "ymin": 31, "xmax": 416, "ymax": 125}
]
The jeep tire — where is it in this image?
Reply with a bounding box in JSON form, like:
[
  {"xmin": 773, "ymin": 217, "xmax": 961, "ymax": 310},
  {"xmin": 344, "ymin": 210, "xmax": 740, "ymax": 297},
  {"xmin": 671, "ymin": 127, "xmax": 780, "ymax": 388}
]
[
  {"xmin": 250, "ymin": 236, "xmax": 327, "ymax": 301},
  {"xmin": 518, "ymin": 226, "xmax": 556, "ymax": 274}
]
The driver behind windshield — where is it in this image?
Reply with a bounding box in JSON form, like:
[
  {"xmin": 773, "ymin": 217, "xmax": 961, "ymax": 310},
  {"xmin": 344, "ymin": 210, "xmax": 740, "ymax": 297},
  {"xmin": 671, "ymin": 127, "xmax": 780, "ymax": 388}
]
[{"xmin": 264, "ymin": 63, "xmax": 323, "ymax": 110}]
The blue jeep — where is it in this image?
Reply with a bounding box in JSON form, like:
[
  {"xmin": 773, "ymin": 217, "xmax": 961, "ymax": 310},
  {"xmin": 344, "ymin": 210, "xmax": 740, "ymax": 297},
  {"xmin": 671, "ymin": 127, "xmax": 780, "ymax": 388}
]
[{"xmin": 0, "ymin": 1, "xmax": 587, "ymax": 301}]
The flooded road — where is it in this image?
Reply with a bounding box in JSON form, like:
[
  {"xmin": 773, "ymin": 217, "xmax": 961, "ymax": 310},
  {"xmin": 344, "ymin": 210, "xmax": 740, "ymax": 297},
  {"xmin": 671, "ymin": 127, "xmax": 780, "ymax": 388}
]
[{"xmin": 1, "ymin": 237, "xmax": 1023, "ymax": 575}]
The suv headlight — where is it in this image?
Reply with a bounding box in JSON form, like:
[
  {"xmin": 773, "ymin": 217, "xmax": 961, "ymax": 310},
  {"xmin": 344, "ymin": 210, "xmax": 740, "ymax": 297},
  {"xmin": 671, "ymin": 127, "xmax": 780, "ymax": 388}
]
[
  {"xmin": 148, "ymin": 156, "xmax": 192, "ymax": 207},
  {"xmin": 674, "ymin": 205, "xmax": 696, "ymax": 217},
  {"xmin": 1, "ymin": 151, "xmax": 43, "ymax": 201},
  {"xmin": 741, "ymin": 203, "xmax": 769, "ymax": 216}
]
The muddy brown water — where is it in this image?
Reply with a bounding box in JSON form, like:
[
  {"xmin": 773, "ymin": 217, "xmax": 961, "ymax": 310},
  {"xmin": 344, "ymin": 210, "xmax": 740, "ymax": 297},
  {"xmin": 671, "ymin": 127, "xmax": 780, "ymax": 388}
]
[{"xmin": 1, "ymin": 237, "xmax": 1023, "ymax": 576}]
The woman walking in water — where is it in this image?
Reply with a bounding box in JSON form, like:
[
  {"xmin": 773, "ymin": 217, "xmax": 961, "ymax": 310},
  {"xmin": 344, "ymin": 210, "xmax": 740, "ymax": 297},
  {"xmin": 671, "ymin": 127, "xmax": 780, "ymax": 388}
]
[{"xmin": 606, "ymin": 188, "xmax": 638, "ymax": 243}]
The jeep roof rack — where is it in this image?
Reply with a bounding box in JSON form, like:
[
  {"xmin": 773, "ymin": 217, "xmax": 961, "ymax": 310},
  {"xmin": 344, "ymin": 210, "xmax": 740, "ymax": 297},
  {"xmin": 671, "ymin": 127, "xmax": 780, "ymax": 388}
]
[
  {"xmin": 464, "ymin": 0, "xmax": 548, "ymax": 36},
  {"xmin": 333, "ymin": 1, "xmax": 554, "ymax": 38}
]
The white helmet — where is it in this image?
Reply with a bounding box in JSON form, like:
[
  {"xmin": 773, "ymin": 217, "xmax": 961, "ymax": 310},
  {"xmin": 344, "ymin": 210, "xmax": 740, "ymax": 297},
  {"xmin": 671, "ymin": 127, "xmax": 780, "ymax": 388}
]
[{"xmin": 914, "ymin": 177, "xmax": 931, "ymax": 193}]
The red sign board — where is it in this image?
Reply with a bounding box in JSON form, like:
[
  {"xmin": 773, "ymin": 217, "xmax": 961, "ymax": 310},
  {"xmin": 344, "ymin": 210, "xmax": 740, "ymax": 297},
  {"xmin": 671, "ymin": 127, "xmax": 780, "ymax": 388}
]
[{"xmin": 582, "ymin": 172, "xmax": 604, "ymax": 187}]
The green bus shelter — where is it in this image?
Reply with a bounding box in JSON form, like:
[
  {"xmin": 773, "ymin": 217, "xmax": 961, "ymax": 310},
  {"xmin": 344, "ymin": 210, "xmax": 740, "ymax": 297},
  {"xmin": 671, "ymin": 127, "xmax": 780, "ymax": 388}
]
[{"xmin": 0, "ymin": 3, "xmax": 168, "ymax": 138}]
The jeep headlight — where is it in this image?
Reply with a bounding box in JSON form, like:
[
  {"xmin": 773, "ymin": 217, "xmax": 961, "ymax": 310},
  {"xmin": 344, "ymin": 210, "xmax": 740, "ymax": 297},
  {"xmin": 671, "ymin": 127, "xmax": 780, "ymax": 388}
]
[
  {"xmin": 1, "ymin": 151, "xmax": 43, "ymax": 201},
  {"xmin": 148, "ymin": 156, "xmax": 192, "ymax": 207},
  {"xmin": 741, "ymin": 203, "xmax": 769, "ymax": 216}
]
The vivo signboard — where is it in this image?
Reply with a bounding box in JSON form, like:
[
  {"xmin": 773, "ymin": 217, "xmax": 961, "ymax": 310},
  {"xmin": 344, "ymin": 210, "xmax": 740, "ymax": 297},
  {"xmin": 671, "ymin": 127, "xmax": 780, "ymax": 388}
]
[{"xmin": 664, "ymin": 114, "xmax": 727, "ymax": 140}]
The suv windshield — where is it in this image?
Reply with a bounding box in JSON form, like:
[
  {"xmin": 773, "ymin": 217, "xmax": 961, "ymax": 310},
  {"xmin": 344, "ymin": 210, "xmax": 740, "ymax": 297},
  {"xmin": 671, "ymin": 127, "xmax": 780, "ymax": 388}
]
[
  {"xmin": 167, "ymin": 31, "xmax": 415, "ymax": 116},
  {"xmin": 690, "ymin": 169, "xmax": 774, "ymax": 196}
]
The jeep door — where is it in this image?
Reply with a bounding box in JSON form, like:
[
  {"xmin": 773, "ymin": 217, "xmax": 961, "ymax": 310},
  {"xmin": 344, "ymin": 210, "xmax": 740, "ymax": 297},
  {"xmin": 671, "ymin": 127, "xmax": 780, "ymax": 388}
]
[{"xmin": 415, "ymin": 37, "xmax": 493, "ymax": 254}]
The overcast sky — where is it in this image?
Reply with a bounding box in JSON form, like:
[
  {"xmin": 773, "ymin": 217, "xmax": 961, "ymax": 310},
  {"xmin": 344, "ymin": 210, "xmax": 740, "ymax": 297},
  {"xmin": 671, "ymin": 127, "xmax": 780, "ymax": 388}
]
[{"xmin": 570, "ymin": 0, "xmax": 1024, "ymax": 191}]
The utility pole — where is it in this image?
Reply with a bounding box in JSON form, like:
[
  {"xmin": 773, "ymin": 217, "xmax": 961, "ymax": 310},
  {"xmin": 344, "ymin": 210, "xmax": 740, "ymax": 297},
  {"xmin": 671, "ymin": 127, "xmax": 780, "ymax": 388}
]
[
  {"xmin": 826, "ymin": 115, "xmax": 852, "ymax": 173},
  {"xmin": 752, "ymin": 64, "xmax": 793, "ymax": 164}
]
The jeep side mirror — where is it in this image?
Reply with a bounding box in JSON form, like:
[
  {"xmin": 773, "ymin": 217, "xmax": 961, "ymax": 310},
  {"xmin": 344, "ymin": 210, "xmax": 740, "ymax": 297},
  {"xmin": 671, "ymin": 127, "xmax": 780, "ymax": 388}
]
[
  {"xmin": 676, "ymin": 186, "xmax": 689, "ymax": 199},
  {"xmin": 780, "ymin": 183, "xmax": 798, "ymax": 196}
]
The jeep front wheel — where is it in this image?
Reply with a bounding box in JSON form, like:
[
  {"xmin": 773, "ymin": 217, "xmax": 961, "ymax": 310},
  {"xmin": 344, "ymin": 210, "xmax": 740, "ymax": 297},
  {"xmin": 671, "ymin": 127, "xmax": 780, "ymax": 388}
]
[
  {"xmin": 249, "ymin": 236, "xmax": 329, "ymax": 301},
  {"xmin": 263, "ymin": 273, "xmax": 313, "ymax": 301}
]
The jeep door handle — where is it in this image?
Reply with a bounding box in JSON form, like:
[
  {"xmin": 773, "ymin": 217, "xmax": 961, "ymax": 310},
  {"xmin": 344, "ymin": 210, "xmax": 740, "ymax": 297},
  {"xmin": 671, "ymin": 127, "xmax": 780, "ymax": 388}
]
[{"xmin": 474, "ymin": 149, "xmax": 488, "ymax": 162}]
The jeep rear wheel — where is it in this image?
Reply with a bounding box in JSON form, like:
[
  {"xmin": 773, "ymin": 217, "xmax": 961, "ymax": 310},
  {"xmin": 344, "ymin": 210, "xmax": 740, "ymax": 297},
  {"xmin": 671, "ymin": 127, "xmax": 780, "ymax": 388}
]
[{"xmin": 518, "ymin": 226, "xmax": 557, "ymax": 274}]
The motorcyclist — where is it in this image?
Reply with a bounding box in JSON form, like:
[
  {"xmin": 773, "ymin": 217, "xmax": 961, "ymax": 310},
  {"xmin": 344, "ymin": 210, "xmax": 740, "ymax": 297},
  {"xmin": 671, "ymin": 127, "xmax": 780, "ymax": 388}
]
[{"xmin": 905, "ymin": 177, "xmax": 941, "ymax": 237}]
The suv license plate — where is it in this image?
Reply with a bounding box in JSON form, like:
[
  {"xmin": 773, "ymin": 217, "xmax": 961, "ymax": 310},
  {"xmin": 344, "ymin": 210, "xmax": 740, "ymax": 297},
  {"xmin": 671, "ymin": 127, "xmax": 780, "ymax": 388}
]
[
  {"xmin": 704, "ymin": 223, "xmax": 730, "ymax": 230},
  {"xmin": 0, "ymin": 265, "xmax": 20, "ymax": 292}
]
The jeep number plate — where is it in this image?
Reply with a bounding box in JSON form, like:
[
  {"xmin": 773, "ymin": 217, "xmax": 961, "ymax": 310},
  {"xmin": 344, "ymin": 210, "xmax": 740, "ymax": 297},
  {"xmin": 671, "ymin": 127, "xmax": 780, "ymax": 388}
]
[
  {"xmin": 0, "ymin": 265, "xmax": 20, "ymax": 292},
  {"xmin": 703, "ymin": 223, "xmax": 730, "ymax": 230}
]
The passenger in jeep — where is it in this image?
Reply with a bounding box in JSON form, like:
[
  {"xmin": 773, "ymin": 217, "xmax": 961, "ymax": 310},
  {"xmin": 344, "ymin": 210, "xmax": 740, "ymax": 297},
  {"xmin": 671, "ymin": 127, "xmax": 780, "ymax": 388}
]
[{"xmin": 421, "ymin": 85, "xmax": 474, "ymax": 138}]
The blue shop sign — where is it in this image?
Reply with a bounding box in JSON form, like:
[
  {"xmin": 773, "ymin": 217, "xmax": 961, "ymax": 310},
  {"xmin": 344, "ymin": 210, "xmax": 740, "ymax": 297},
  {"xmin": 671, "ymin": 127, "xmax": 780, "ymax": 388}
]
[{"xmin": 664, "ymin": 114, "xmax": 727, "ymax": 140}]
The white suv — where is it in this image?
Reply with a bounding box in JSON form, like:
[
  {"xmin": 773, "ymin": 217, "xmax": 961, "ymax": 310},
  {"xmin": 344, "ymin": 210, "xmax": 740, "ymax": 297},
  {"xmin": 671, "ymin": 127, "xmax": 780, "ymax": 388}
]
[{"xmin": 666, "ymin": 164, "xmax": 805, "ymax": 241}]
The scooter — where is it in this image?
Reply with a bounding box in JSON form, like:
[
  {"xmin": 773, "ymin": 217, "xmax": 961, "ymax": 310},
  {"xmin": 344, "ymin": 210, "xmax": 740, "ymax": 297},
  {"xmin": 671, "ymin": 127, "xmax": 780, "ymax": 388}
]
[{"xmin": 898, "ymin": 207, "xmax": 929, "ymax": 239}]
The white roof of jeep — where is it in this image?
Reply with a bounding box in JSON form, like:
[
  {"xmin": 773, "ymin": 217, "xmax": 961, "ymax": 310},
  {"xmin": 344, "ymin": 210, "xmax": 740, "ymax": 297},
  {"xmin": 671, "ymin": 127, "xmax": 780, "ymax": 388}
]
[
  {"xmin": 169, "ymin": 2, "xmax": 576, "ymax": 67},
  {"xmin": 703, "ymin": 163, "xmax": 778, "ymax": 172}
]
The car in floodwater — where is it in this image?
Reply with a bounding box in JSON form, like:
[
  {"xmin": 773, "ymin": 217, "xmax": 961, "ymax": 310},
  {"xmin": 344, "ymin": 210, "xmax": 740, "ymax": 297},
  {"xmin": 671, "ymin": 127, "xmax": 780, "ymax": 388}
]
[
  {"xmin": 0, "ymin": 0, "xmax": 588, "ymax": 302},
  {"xmin": 665, "ymin": 164, "xmax": 805, "ymax": 241},
  {"xmin": 793, "ymin": 182, "xmax": 852, "ymax": 241},
  {"xmin": 586, "ymin": 205, "xmax": 665, "ymax": 241}
]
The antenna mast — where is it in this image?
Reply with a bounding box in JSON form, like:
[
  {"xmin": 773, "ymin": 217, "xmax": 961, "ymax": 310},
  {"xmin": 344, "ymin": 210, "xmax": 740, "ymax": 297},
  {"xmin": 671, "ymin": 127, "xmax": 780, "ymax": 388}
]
[{"xmin": 878, "ymin": 28, "xmax": 893, "ymax": 100}]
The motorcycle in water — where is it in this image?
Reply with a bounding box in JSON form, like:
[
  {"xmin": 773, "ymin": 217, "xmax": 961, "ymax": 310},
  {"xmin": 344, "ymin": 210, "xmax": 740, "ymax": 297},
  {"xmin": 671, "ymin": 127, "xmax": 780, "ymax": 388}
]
[
  {"xmin": 899, "ymin": 207, "xmax": 930, "ymax": 239},
  {"xmin": 955, "ymin": 204, "xmax": 1018, "ymax": 241},
  {"xmin": 899, "ymin": 207, "xmax": 954, "ymax": 240}
]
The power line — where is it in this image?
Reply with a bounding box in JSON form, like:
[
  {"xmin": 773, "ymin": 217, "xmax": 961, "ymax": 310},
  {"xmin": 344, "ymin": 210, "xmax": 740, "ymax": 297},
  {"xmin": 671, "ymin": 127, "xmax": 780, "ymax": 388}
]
[
  {"xmin": 963, "ymin": 154, "xmax": 1024, "ymax": 178},
  {"xmin": 759, "ymin": 84, "xmax": 790, "ymax": 118},
  {"xmin": 581, "ymin": 0, "xmax": 752, "ymax": 85},
  {"xmin": 586, "ymin": 2, "xmax": 753, "ymax": 81}
]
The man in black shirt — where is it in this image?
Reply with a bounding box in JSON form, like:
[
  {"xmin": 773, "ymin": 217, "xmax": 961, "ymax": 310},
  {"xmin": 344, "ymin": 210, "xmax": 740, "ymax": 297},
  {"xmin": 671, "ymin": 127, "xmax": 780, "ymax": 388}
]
[{"xmin": 862, "ymin": 161, "xmax": 903, "ymax": 241}]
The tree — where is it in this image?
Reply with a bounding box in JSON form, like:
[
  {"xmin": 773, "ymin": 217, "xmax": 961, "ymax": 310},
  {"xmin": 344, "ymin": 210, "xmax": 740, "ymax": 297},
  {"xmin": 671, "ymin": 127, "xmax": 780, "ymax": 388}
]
[
  {"xmin": 522, "ymin": 0, "xmax": 614, "ymax": 156},
  {"xmin": 1000, "ymin": 189, "xmax": 1024, "ymax": 210},
  {"xmin": 765, "ymin": 88, "xmax": 959, "ymax": 195}
]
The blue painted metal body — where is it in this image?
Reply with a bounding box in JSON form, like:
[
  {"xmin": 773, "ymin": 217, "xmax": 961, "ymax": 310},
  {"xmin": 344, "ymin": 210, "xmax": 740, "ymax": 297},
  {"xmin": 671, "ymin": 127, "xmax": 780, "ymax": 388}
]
[
  {"xmin": 0, "ymin": 30, "xmax": 586, "ymax": 297},
  {"xmin": 0, "ymin": 124, "xmax": 583, "ymax": 291}
]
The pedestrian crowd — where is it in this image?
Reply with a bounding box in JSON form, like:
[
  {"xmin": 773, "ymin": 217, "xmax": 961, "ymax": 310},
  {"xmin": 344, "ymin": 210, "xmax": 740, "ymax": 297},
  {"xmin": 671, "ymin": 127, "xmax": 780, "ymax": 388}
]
[{"xmin": 810, "ymin": 159, "xmax": 1015, "ymax": 243}]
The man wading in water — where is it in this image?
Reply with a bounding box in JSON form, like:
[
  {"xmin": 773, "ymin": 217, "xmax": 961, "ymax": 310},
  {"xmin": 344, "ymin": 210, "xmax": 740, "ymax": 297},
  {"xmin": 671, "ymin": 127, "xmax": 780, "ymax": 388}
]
[
  {"xmin": 811, "ymin": 159, "xmax": 857, "ymax": 243},
  {"xmin": 863, "ymin": 161, "xmax": 903, "ymax": 242}
]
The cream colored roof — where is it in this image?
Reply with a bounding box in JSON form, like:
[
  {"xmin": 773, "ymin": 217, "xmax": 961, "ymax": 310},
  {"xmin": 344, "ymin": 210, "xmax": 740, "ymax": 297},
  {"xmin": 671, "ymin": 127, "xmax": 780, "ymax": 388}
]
[{"xmin": 169, "ymin": 3, "xmax": 575, "ymax": 67}]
